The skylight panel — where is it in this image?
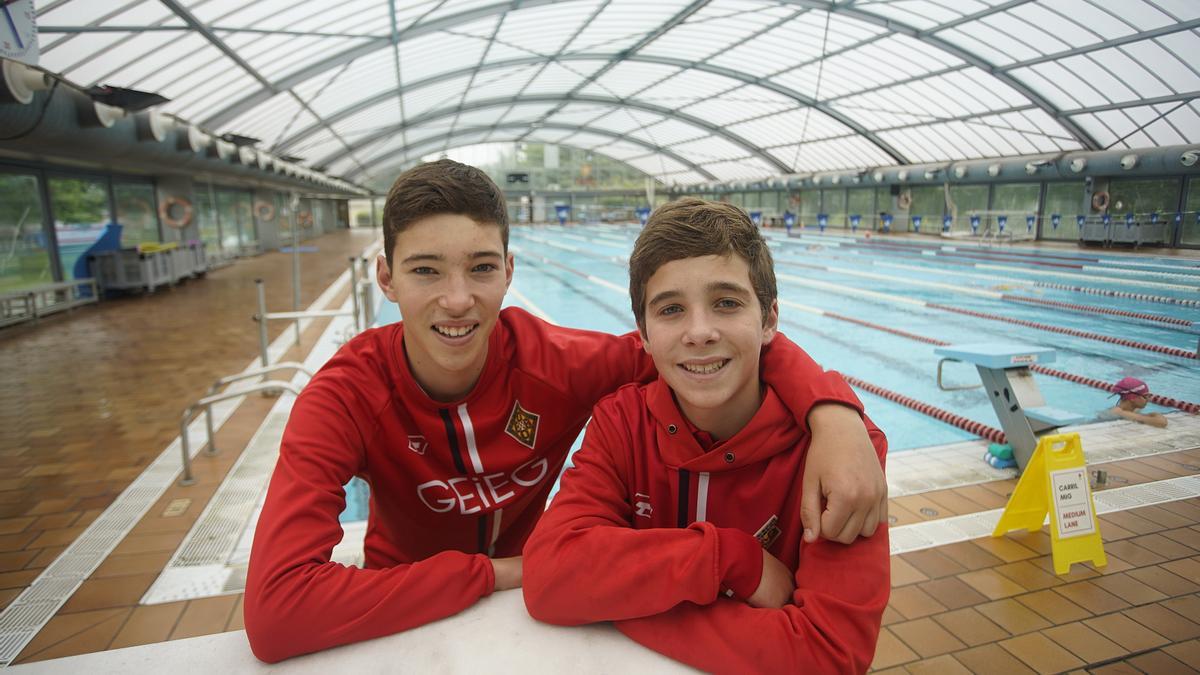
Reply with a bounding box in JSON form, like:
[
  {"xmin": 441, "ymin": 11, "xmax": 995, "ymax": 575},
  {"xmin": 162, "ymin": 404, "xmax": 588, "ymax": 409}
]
[
  {"xmin": 700, "ymin": 157, "xmax": 776, "ymax": 183},
  {"xmin": 54, "ymin": 31, "xmax": 176, "ymax": 86},
  {"xmin": 38, "ymin": 0, "xmax": 125, "ymax": 26},
  {"xmin": 625, "ymin": 155, "xmax": 692, "ymax": 176},
  {"xmin": 493, "ymin": 1, "xmax": 603, "ymax": 57},
  {"xmin": 670, "ymin": 137, "xmax": 751, "ymax": 163},
  {"xmin": 598, "ymin": 141, "xmax": 653, "ymax": 161},
  {"xmin": 633, "ymin": 67, "xmax": 739, "ymax": 110},
  {"xmin": 677, "ymin": 87, "xmax": 795, "ymax": 127},
  {"xmin": 526, "ymin": 128, "xmax": 575, "ymax": 144},
  {"xmin": 730, "ymin": 108, "xmax": 851, "ymax": 146},
  {"xmin": 583, "ymin": 61, "xmax": 681, "ymax": 99},
  {"xmin": 332, "ymin": 98, "xmax": 401, "ymax": 140},
  {"xmin": 1044, "ymin": 0, "xmax": 1136, "ymax": 39},
  {"xmin": 587, "ymin": 109, "xmax": 665, "ymax": 135},
  {"xmin": 501, "ymin": 103, "xmax": 559, "ymax": 124},
  {"xmin": 548, "ymin": 103, "xmax": 611, "ymax": 127},
  {"xmin": 1023, "ymin": 61, "xmax": 1107, "ymax": 108},
  {"xmin": 402, "ymin": 74, "xmax": 474, "ymax": 120},
  {"xmin": 859, "ymin": 1, "xmax": 964, "ymax": 31},
  {"xmin": 519, "ymin": 62, "xmax": 591, "ymax": 96},
  {"xmin": 629, "ymin": 119, "xmax": 708, "ymax": 147},
  {"xmin": 459, "ymin": 65, "xmax": 540, "ymax": 105},
  {"xmin": 1005, "ymin": 2, "xmax": 1098, "ymax": 50},
  {"xmin": 398, "ymin": 29, "xmax": 494, "ymax": 84}
]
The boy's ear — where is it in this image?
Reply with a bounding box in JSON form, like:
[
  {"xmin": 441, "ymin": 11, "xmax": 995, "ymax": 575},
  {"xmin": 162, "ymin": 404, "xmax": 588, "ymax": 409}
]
[
  {"xmin": 504, "ymin": 251, "xmax": 515, "ymax": 290},
  {"xmin": 376, "ymin": 253, "xmax": 398, "ymax": 303},
  {"xmin": 762, "ymin": 299, "xmax": 779, "ymax": 345}
]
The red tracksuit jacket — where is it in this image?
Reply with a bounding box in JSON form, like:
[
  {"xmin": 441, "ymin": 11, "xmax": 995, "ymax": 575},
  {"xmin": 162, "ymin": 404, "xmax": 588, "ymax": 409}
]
[
  {"xmin": 523, "ymin": 377, "xmax": 890, "ymax": 674},
  {"xmin": 244, "ymin": 307, "xmax": 863, "ymax": 662}
]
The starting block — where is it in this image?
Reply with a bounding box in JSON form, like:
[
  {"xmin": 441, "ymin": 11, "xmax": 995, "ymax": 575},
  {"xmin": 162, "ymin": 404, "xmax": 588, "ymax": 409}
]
[
  {"xmin": 993, "ymin": 433, "xmax": 1106, "ymax": 575},
  {"xmin": 934, "ymin": 343, "xmax": 1087, "ymax": 472}
]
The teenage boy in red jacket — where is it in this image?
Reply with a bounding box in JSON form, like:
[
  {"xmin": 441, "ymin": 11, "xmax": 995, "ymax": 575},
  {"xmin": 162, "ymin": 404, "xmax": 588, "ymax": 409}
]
[
  {"xmin": 244, "ymin": 161, "xmax": 887, "ymax": 663},
  {"xmin": 524, "ymin": 198, "xmax": 890, "ymax": 674}
]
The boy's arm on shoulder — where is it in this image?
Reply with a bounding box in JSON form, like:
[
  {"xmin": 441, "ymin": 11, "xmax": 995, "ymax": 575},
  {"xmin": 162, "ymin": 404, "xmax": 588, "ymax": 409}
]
[
  {"xmin": 523, "ymin": 403, "xmax": 758, "ymax": 626},
  {"xmin": 243, "ymin": 383, "xmax": 493, "ymax": 663},
  {"xmin": 761, "ymin": 334, "xmax": 888, "ymax": 544},
  {"xmin": 529, "ymin": 315, "xmax": 655, "ymax": 406},
  {"xmin": 614, "ymin": 426, "xmax": 892, "ymax": 674}
]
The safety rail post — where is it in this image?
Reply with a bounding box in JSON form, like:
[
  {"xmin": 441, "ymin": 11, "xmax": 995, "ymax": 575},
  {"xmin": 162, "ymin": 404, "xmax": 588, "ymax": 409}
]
[
  {"xmin": 178, "ymin": 380, "xmax": 303, "ymax": 486},
  {"xmin": 255, "ymin": 278, "xmax": 269, "ymax": 367},
  {"xmin": 360, "ymin": 256, "xmax": 374, "ymax": 328},
  {"xmin": 349, "ymin": 257, "xmax": 361, "ymax": 334}
]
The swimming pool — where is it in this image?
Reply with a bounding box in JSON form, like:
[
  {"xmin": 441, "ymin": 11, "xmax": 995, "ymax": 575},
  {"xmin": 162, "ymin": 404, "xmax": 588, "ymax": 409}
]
[{"xmin": 342, "ymin": 223, "xmax": 1198, "ymax": 522}]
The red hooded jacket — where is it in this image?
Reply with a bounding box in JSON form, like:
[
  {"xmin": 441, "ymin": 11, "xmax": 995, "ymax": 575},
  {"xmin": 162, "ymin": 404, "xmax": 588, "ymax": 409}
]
[
  {"xmin": 523, "ymin": 377, "xmax": 890, "ymax": 674},
  {"xmin": 244, "ymin": 307, "xmax": 863, "ymax": 662}
]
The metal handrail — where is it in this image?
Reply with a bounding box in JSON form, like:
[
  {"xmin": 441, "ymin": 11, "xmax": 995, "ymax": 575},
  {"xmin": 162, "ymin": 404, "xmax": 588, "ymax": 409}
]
[
  {"xmin": 936, "ymin": 357, "xmax": 983, "ymax": 391},
  {"xmin": 178, "ymin": 381, "xmax": 303, "ymax": 486},
  {"xmin": 254, "ymin": 259, "xmax": 368, "ymax": 368},
  {"xmin": 206, "ymin": 361, "xmax": 313, "ymax": 395}
]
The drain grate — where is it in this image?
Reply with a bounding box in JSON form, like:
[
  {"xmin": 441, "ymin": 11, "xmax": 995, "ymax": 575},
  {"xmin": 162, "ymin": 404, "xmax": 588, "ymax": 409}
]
[{"xmin": 891, "ymin": 473, "xmax": 1200, "ymax": 556}]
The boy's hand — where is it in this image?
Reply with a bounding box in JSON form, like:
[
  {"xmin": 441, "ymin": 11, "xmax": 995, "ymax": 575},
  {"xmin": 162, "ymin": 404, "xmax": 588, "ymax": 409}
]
[
  {"xmin": 802, "ymin": 404, "xmax": 887, "ymax": 545},
  {"xmin": 746, "ymin": 550, "xmax": 795, "ymax": 609},
  {"xmin": 492, "ymin": 556, "xmax": 523, "ymax": 591}
]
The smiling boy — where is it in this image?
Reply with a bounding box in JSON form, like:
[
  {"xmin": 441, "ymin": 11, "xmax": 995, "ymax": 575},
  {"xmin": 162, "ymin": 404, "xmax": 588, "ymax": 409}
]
[
  {"xmin": 243, "ymin": 161, "xmax": 886, "ymax": 663},
  {"xmin": 523, "ymin": 198, "xmax": 890, "ymax": 673}
]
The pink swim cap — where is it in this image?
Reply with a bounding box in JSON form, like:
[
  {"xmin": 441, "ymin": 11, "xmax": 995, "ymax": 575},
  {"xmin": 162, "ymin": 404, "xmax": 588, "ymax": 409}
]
[{"xmin": 1111, "ymin": 376, "xmax": 1150, "ymax": 401}]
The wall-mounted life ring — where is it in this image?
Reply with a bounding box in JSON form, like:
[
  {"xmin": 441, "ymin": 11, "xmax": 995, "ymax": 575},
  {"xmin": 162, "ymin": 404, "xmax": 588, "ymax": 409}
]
[
  {"xmin": 1091, "ymin": 190, "xmax": 1110, "ymax": 211},
  {"xmin": 297, "ymin": 211, "xmax": 314, "ymax": 228},
  {"xmin": 254, "ymin": 200, "xmax": 276, "ymax": 222},
  {"xmin": 158, "ymin": 196, "xmax": 193, "ymax": 229},
  {"xmin": 897, "ymin": 191, "xmax": 913, "ymax": 210}
]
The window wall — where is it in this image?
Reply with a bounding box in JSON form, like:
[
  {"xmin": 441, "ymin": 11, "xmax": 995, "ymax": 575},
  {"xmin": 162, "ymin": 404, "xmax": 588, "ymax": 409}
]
[
  {"xmin": 0, "ymin": 172, "xmax": 51, "ymax": 292},
  {"xmin": 114, "ymin": 182, "xmax": 159, "ymax": 247},
  {"xmin": 991, "ymin": 183, "xmax": 1040, "ymax": 234},
  {"xmin": 1042, "ymin": 182, "xmax": 1087, "ymax": 241},
  {"xmin": 821, "ymin": 188, "xmax": 847, "ymax": 229},
  {"xmin": 847, "ymin": 188, "xmax": 874, "ymax": 230},
  {"xmin": 908, "ymin": 185, "xmax": 944, "ymax": 232},
  {"xmin": 217, "ymin": 190, "xmax": 256, "ymax": 253},
  {"xmin": 1182, "ymin": 177, "xmax": 1200, "ymax": 247},
  {"xmin": 194, "ymin": 189, "xmax": 221, "ymax": 256},
  {"xmin": 1108, "ymin": 178, "xmax": 1182, "ymax": 222},
  {"xmin": 48, "ymin": 176, "xmax": 111, "ymax": 280}
]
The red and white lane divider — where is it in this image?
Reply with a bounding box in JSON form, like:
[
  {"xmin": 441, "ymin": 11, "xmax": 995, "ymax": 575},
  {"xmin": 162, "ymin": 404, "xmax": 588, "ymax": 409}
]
[
  {"xmin": 781, "ymin": 300, "xmax": 1200, "ymax": 414},
  {"xmin": 841, "ymin": 374, "xmax": 1007, "ymax": 444},
  {"xmin": 1031, "ymin": 280, "xmax": 1200, "ymax": 309}
]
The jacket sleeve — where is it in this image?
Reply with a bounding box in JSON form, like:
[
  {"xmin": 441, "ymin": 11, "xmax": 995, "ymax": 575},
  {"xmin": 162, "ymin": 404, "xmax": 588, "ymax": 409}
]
[
  {"xmin": 761, "ymin": 332, "xmax": 864, "ymax": 432},
  {"xmin": 243, "ymin": 379, "xmax": 495, "ymax": 663},
  {"xmin": 523, "ymin": 407, "xmax": 757, "ymax": 625},
  {"xmin": 613, "ymin": 424, "xmax": 891, "ymax": 675}
]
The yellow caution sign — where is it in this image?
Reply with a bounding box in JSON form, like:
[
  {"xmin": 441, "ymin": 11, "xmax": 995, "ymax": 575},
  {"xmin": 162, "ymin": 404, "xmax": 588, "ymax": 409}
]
[{"xmin": 992, "ymin": 432, "xmax": 1106, "ymax": 575}]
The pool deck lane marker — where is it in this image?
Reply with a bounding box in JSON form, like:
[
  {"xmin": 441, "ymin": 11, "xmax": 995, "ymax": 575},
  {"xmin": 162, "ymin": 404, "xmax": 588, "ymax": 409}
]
[{"xmin": 0, "ymin": 240, "xmax": 382, "ymax": 669}]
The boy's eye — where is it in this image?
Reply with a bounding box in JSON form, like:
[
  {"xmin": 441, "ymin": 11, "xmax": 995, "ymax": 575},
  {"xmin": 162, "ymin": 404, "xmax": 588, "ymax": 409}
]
[
  {"xmin": 472, "ymin": 263, "xmax": 498, "ymax": 273},
  {"xmin": 658, "ymin": 304, "xmax": 683, "ymax": 316},
  {"xmin": 410, "ymin": 266, "xmax": 437, "ymax": 275},
  {"xmin": 716, "ymin": 298, "xmax": 742, "ymax": 309}
]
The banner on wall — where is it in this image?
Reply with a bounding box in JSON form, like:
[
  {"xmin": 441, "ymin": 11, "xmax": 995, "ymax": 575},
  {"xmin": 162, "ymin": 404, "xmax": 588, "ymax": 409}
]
[
  {"xmin": 882, "ymin": 214, "xmax": 893, "ymax": 232},
  {"xmin": 1076, "ymin": 215, "xmax": 1086, "ymax": 228},
  {"xmin": 817, "ymin": 213, "xmax": 828, "ymax": 231},
  {"xmin": 1051, "ymin": 214, "xmax": 1061, "ymax": 230},
  {"xmin": 1026, "ymin": 215, "xmax": 1035, "ymax": 233},
  {"xmin": 997, "ymin": 215, "xmax": 1007, "ymax": 233},
  {"xmin": 1102, "ymin": 213, "xmax": 1112, "ymax": 226},
  {"xmin": 1125, "ymin": 213, "xmax": 1135, "ymax": 228},
  {"xmin": 783, "ymin": 211, "xmax": 796, "ymax": 229},
  {"xmin": 750, "ymin": 211, "xmax": 763, "ymax": 227},
  {"xmin": 555, "ymin": 204, "xmax": 570, "ymax": 225},
  {"xmin": 970, "ymin": 214, "xmax": 980, "ymax": 234},
  {"xmin": 911, "ymin": 215, "xmax": 922, "ymax": 233},
  {"xmin": 636, "ymin": 207, "xmax": 651, "ymax": 226},
  {"xmin": 850, "ymin": 214, "xmax": 861, "ymax": 232},
  {"xmin": 942, "ymin": 215, "xmax": 952, "ymax": 232}
]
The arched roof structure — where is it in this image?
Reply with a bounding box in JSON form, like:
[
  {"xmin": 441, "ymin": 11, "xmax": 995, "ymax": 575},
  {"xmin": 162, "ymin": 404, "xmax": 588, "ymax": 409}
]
[{"xmin": 36, "ymin": 0, "xmax": 1200, "ymax": 186}]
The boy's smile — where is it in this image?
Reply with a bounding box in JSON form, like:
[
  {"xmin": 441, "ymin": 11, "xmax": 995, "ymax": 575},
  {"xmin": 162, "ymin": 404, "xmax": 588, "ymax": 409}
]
[
  {"xmin": 642, "ymin": 254, "xmax": 778, "ymax": 441},
  {"xmin": 377, "ymin": 213, "xmax": 513, "ymax": 401}
]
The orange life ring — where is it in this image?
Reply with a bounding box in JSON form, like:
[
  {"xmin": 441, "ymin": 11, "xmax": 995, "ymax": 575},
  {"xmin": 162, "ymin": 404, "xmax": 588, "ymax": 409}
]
[
  {"xmin": 158, "ymin": 196, "xmax": 193, "ymax": 229},
  {"xmin": 254, "ymin": 200, "xmax": 275, "ymax": 222},
  {"xmin": 1091, "ymin": 191, "xmax": 1110, "ymax": 211},
  {"xmin": 897, "ymin": 191, "xmax": 913, "ymax": 210}
]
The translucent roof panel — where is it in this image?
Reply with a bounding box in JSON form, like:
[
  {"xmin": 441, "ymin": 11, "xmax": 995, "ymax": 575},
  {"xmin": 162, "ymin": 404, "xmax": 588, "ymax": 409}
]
[{"xmin": 32, "ymin": 0, "xmax": 1200, "ymax": 187}]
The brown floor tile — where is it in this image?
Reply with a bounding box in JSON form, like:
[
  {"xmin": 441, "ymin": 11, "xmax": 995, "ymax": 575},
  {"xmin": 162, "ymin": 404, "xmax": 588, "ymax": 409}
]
[
  {"xmin": 1101, "ymin": 510, "xmax": 1164, "ymax": 538},
  {"xmin": 12, "ymin": 608, "xmax": 127, "ymax": 664},
  {"xmin": 22, "ymin": 498, "xmax": 78, "ymax": 516},
  {"xmin": 889, "ymin": 585, "xmax": 948, "ymax": 620},
  {"xmin": 226, "ymin": 594, "xmax": 245, "ymax": 631},
  {"xmin": 920, "ymin": 577, "xmax": 989, "ymax": 611},
  {"xmin": 1124, "ymin": 649, "xmax": 1199, "ymax": 674},
  {"xmin": 1124, "ymin": 603, "xmax": 1200, "ymax": 642},
  {"xmin": 1090, "ymin": 572, "xmax": 1170, "ymax": 606},
  {"xmin": 170, "ymin": 594, "xmax": 240, "ymax": 640},
  {"xmin": 24, "ymin": 545, "xmax": 66, "ymax": 570},
  {"xmin": 1054, "ymin": 580, "xmax": 1133, "ymax": 615},
  {"xmin": 92, "ymin": 551, "xmax": 173, "ymax": 579},
  {"xmin": 1164, "ymin": 639, "xmax": 1200, "ymax": 670},
  {"xmin": 889, "ymin": 617, "xmax": 967, "ymax": 659},
  {"xmin": 1131, "ymin": 533, "xmax": 1200, "ymax": 562},
  {"xmin": 1087, "ymin": 661, "xmax": 1149, "ymax": 674},
  {"xmin": 0, "ymin": 549, "xmax": 38, "ymax": 572},
  {"xmin": 999, "ymin": 632, "xmax": 1085, "ymax": 674},
  {"xmin": 1083, "ymin": 613, "xmax": 1170, "ymax": 653},
  {"xmin": 0, "ymin": 569, "xmax": 39, "ymax": 589},
  {"xmin": 903, "ymin": 654, "xmax": 973, "ymax": 674},
  {"xmin": 1016, "ymin": 589, "xmax": 1092, "ymax": 624},
  {"xmin": 882, "ymin": 605, "xmax": 904, "ymax": 626},
  {"xmin": 0, "ymin": 531, "xmax": 39, "ymax": 551},
  {"xmin": 902, "ymin": 549, "xmax": 968, "ymax": 579},
  {"xmin": 1162, "ymin": 594, "xmax": 1200, "ymax": 621},
  {"xmin": 871, "ymin": 628, "xmax": 918, "ymax": 670},
  {"xmin": 1162, "ymin": 557, "xmax": 1200, "ymax": 583},
  {"xmin": 971, "ymin": 536, "xmax": 1040, "ymax": 563},
  {"xmin": 1126, "ymin": 565, "xmax": 1200, "ymax": 598},
  {"xmin": 59, "ymin": 572, "xmax": 158, "ymax": 614},
  {"xmin": 109, "ymin": 531, "xmax": 187, "ymax": 556},
  {"xmin": 957, "ymin": 568, "xmax": 1028, "ymax": 600},
  {"xmin": 924, "ymin": 489, "xmax": 989, "ymax": 516},
  {"xmin": 0, "ymin": 516, "xmax": 35, "ymax": 534},
  {"xmin": 25, "ymin": 525, "xmax": 86, "ymax": 549},
  {"xmin": 1043, "ymin": 621, "xmax": 1128, "ymax": 665},
  {"xmin": 109, "ymin": 602, "xmax": 186, "ymax": 650},
  {"xmin": 1106, "ymin": 539, "xmax": 1168, "ymax": 567},
  {"xmin": 1132, "ymin": 504, "xmax": 1199, "ymax": 531},
  {"xmin": 994, "ymin": 560, "xmax": 1062, "ymax": 592},
  {"xmin": 952, "ymin": 643, "xmax": 1037, "ymax": 675},
  {"xmin": 931, "ymin": 607, "xmax": 1009, "ymax": 647},
  {"xmin": 975, "ymin": 598, "xmax": 1052, "ymax": 636},
  {"xmin": 0, "ymin": 586, "xmax": 20, "ymax": 609},
  {"xmin": 891, "ymin": 555, "xmax": 930, "ymax": 587},
  {"xmin": 942, "ymin": 542, "xmax": 1011, "ymax": 570},
  {"xmin": 29, "ymin": 511, "xmax": 81, "ymax": 531}
]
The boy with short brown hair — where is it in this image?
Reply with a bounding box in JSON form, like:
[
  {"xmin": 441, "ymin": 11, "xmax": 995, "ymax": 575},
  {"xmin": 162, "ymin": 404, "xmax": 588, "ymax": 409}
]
[{"xmin": 524, "ymin": 197, "xmax": 890, "ymax": 673}]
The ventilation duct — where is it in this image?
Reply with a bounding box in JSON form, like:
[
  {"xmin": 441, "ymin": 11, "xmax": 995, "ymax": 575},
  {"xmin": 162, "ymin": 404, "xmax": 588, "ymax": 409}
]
[
  {"xmin": 0, "ymin": 60, "xmax": 51, "ymax": 105},
  {"xmin": 134, "ymin": 109, "xmax": 170, "ymax": 142}
]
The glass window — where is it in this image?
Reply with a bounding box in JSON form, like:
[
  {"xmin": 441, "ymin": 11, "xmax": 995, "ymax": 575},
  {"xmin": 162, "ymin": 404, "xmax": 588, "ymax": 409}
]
[
  {"xmin": 0, "ymin": 173, "xmax": 50, "ymax": 291},
  {"xmin": 946, "ymin": 184, "xmax": 989, "ymax": 234},
  {"xmin": 1182, "ymin": 177, "xmax": 1200, "ymax": 247},
  {"xmin": 908, "ymin": 185, "xmax": 945, "ymax": 233},
  {"xmin": 48, "ymin": 176, "xmax": 111, "ymax": 281},
  {"xmin": 990, "ymin": 183, "xmax": 1040, "ymax": 232},
  {"xmin": 114, "ymin": 182, "xmax": 159, "ymax": 248},
  {"xmin": 1108, "ymin": 178, "xmax": 1182, "ymax": 222},
  {"xmin": 275, "ymin": 193, "xmax": 295, "ymax": 242},
  {"xmin": 873, "ymin": 186, "xmax": 891, "ymax": 230},
  {"xmin": 821, "ymin": 188, "xmax": 847, "ymax": 229},
  {"xmin": 194, "ymin": 189, "xmax": 221, "ymax": 256},
  {"xmin": 217, "ymin": 190, "xmax": 256, "ymax": 254},
  {"xmin": 798, "ymin": 189, "xmax": 819, "ymax": 227},
  {"xmin": 1042, "ymin": 182, "xmax": 1088, "ymax": 241},
  {"xmin": 847, "ymin": 188, "xmax": 874, "ymax": 229},
  {"xmin": 743, "ymin": 191, "xmax": 761, "ymax": 210}
]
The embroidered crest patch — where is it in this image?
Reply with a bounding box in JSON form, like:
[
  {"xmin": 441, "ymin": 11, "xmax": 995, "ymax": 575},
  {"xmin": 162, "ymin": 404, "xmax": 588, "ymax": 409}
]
[
  {"xmin": 754, "ymin": 514, "xmax": 782, "ymax": 550},
  {"xmin": 504, "ymin": 400, "xmax": 539, "ymax": 449},
  {"xmin": 407, "ymin": 435, "xmax": 428, "ymax": 455}
]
